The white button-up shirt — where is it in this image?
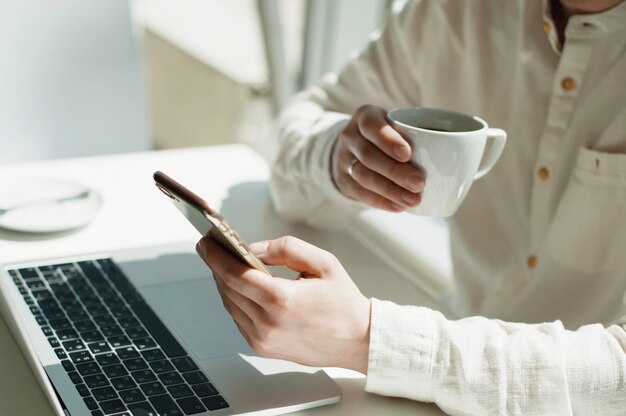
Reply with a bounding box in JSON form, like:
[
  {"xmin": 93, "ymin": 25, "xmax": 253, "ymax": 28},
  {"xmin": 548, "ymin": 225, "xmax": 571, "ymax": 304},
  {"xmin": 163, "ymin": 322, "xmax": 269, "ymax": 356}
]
[{"xmin": 268, "ymin": 0, "xmax": 626, "ymax": 414}]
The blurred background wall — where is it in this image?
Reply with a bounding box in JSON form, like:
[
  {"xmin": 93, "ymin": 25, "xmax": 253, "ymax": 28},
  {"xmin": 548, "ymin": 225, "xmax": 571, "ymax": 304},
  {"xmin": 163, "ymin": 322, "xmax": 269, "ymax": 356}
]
[{"xmin": 0, "ymin": 0, "xmax": 399, "ymax": 165}]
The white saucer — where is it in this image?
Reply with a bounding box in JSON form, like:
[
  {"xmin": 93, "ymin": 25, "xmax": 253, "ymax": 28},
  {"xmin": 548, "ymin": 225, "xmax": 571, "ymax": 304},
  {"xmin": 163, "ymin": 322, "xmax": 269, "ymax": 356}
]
[{"xmin": 0, "ymin": 178, "xmax": 102, "ymax": 233}]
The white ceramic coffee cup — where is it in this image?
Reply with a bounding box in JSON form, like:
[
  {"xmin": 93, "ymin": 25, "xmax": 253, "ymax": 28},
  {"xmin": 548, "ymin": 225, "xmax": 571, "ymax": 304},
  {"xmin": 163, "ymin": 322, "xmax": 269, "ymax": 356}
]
[{"xmin": 387, "ymin": 107, "xmax": 507, "ymax": 217}]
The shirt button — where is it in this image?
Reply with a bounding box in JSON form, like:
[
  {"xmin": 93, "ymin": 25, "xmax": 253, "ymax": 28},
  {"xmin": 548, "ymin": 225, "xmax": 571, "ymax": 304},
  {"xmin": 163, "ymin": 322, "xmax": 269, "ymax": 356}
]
[
  {"xmin": 561, "ymin": 77, "xmax": 576, "ymax": 91},
  {"xmin": 538, "ymin": 166, "xmax": 550, "ymax": 181},
  {"xmin": 527, "ymin": 255, "xmax": 537, "ymax": 269},
  {"xmin": 543, "ymin": 21, "xmax": 551, "ymax": 33}
]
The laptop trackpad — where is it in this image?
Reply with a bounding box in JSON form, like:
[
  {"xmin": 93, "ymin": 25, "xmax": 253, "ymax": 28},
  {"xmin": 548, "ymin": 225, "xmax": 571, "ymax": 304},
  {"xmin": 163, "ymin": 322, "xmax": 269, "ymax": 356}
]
[{"xmin": 140, "ymin": 279, "xmax": 253, "ymax": 360}]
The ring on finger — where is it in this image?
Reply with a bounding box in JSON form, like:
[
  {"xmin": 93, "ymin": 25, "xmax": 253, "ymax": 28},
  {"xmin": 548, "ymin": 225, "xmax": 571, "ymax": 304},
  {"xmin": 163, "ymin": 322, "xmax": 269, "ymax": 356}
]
[{"xmin": 347, "ymin": 158, "xmax": 360, "ymax": 177}]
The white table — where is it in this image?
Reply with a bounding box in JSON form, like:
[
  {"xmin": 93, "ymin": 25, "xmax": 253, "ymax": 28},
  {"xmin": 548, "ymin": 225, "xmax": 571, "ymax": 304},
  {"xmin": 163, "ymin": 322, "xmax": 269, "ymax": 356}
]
[{"xmin": 0, "ymin": 144, "xmax": 447, "ymax": 416}]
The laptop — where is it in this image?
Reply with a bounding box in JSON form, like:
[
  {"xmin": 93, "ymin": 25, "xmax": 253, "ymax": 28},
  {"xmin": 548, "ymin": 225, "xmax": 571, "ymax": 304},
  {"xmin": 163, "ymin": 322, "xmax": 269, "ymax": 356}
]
[{"xmin": 0, "ymin": 240, "xmax": 342, "ymax": 415}]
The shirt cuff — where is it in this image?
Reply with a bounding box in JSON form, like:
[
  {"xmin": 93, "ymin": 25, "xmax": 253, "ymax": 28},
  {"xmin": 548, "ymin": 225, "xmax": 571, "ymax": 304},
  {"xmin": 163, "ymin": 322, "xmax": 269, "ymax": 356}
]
[{"xmin": 365, "ymin": 298, "xmax": 439, "ymax": 403}]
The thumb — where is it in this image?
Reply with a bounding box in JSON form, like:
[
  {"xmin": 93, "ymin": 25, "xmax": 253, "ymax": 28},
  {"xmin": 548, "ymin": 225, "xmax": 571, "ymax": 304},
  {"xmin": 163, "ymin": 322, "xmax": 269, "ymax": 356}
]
[{"xmin": 252, "ymin": 236, "xmax": 337, "ymax": 278}]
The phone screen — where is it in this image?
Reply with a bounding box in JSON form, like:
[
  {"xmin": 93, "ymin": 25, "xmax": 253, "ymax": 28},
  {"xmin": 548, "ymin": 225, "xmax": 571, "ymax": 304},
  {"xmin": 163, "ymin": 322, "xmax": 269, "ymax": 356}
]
[{"xmin": 153, "ymin": 171, "xmax": 271, "ymax": 275}]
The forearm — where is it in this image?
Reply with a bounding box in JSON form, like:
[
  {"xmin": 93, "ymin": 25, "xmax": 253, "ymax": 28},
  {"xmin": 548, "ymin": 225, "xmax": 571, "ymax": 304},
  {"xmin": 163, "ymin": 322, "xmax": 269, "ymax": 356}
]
[
  {"xmin": 269, "ymin": 95, "xmax": 365, "ymax": 229},
  {"xmin": 366, "ymin": 299, "xmax": 626, "ymax": 415}
]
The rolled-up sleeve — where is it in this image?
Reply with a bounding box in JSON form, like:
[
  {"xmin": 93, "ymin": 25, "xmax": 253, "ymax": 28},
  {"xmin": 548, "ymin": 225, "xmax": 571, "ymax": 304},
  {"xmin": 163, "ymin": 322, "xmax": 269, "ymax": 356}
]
[{"xmin": 268, "ymin": 0, "xmax": 426, "ymax": 229}]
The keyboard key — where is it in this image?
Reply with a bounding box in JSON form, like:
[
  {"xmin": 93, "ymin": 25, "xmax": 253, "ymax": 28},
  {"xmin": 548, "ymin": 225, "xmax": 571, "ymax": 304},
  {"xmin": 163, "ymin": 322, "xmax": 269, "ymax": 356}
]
[
  {"xmin": 92, "ymin": 386, "xmax": 118, "ymax": 401},
  {"xmin": 76, "ymin": 362, "xmax": 101, "ymax": 376},
  {"xmin": 90, "ymin": 304, "xmax": 109, "ymax": 316},
  {"xmin": 82, "ymin": 331, "xmax": 104, "ymax": 343},
  {"xmin": 158, "ymin": 372, "xmax": 184, "ymax": 387},
  {"xmin": 109, "ymin": 335, "xmax": 132, "ymax": 348},
  {"xmin": 49, "ymin": 318, "xmax": 72, "ymax": 330},
  {"xmin": 48, "ymin": 337, "xmax": 60, "ymax": 349},
  {"xmin": 100, "ymin": 324, "xmax": 123, "ymax": 337},
  {"xmin": 68, "ymin": 371, "xmax": 82, "ymax": 384},
  {"xmin": 192, "ymin": 383, "xmax": 217, "ymax": 398},
  {"xmin": 26, "ymin": 280, "xmax": 46, "ymax": 290},
  {"xmin": 103, "ymin": 364, "xmax": 128, "ymax": 378},
  {"xmin": 42, "ymin": 326, "xmax": 54, "ymax": 337},
  {"xmin": 54, "ymin": 348, "xmax": 67, "ymax": 360},
  {"xmin": 119, "ymin": 317, "xmax": 140, "ymax": 329},
  {"xmin": 19, "ymin": 268, "xmax": 39, "ymax": 280},
  {"xmin": 66, "ymin": 309, "xmax": 89, "ymax": 321},
  {"xmin": 177, "ymin": 397, "xmax": 206, "ymax": 415},
  {"xmin": 69, "ymin": 350, "xmax": 93, "ymax": 364},
  {"xmin": 56, "ymin": 328, "xmax": 79, "ymax": 341},
  {"xmin": 88, "ymin": 341, "xmax": 111, "ymax": 355},
  {"xmin": 127, "ymin": 401, "xmax": 156, "ymax": 416},
  {"xmin": 84, "ymin": 373, "xmax": 110, "ymax": 389},
  {"xmin": 127, "ymin": 302, "xmax": 186, "ymax": 358},
  {"xmin": 149, "ymin": 360, "xmax": 174, "ymax": 374},
  {"xmin": 131, "ymin": 370, "xmax": 157, "ymax": 384},
  {"xmin": 126, "ymin": 327, "xmax": 149, "ymax": 340},
  {"xmin": 43, "ymin": 308, "xmax": 66, "ymax": 320},
  {"xmin": 84, "ymin": 396, "xmax": 99, "ymax": 410},
  {"xmin": 133, "ymin": 337, "xmax": 157, "ymax": 351},
  {"xmin": 182, "ymin": 371, "xmax": 208, "ymax": 385},
  {"xmin": 124, "ymin": 358, "xmax": 148, "ymax": 372},
  {"xmin": 148, "ymin": 394, "xmax": 182, "ymax": 416},
  {"xmin": 139, "ymin": 382, "xmax": 166, "ymax": 397},
  {"xmin": 110, "ymin": 376, "xmax": 137, "ymax": 391},
  {"xmin": 117, "ymin": 347, "xmax": 139, "ymax": 360},
  {"xmin": 91, "ymin": 410, "xmax": 103, "ymax": 416},
  {"xmin": 35, "ymin": 316, "xmax": 48, "ymax": 326},
  {"xmin": 74, "ymin": 320, "xmax": 97, "ymax": 333},
  {"xmin": 95, "ymin": 353, "xmax": 120, "ymax": 367},
  {"xmin": 99, "ymin": 399, "xmax": 126, "ymax": 414},
  {"xmin": 119, "ymin": 388, "xmax": 145, "ymax": 404},
  {"xmin": 110, "ymin": 306, "xmax": 131, "ymax": 319},
  {"xmin": 93, "ymin": 313, "xmax": 116, "ymax": 327},
  {"xmin": 63, "ymin": 339, "xmax": 86, "ymax": 352},
  {"xmin": 201, "ymin": 395, "xmax": 230, "ymax": 411},
  {"xmin": 168, "ymin": 384, "xmax": 194, "ymax": 399},
  {"xmin": 61, "ymin": 360, "xmax": 75, "ymax": 372},
  {"xmin": 141, "ymin": 349, "xmax": 165, "ymax": 362},
  {"xmin": 76, "ymin": 383, "xmax": 90, "ymax": 397}
]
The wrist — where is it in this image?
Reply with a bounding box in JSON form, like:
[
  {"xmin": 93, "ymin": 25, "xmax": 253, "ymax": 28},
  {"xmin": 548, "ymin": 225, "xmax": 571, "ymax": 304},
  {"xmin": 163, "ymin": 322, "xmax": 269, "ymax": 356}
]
[{"xmin": 350, "ymin": 296, "xmax": 372, "ymax": 374}]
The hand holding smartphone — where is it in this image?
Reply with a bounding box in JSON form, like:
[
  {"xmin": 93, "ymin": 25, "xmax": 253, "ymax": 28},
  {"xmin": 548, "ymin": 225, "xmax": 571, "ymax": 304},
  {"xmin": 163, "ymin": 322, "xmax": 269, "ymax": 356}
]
[{"xmin": 153, "ymin": 171, "xmax": 271, "ymax": 275}]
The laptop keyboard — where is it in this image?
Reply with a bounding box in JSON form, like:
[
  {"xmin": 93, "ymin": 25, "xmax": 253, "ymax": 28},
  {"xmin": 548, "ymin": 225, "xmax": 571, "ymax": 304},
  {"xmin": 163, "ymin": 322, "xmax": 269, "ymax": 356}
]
[{"xmin": 7, "ymin": 258, "xmax": 230, "ymax": 416}]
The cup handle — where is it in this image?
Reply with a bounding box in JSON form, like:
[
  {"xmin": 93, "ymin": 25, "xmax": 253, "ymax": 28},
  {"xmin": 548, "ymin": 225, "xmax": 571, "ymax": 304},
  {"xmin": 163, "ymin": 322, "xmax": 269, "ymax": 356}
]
[{"xmin": 474, "ymin": 128, "xmax": 507, "ymax": 179}]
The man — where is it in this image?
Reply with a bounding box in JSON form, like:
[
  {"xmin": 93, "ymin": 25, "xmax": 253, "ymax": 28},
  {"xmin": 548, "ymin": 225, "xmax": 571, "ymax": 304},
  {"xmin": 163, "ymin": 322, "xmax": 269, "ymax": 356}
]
[{"xmin": 197, "ymin": 0, "xmax": 626, "ymax": 414}]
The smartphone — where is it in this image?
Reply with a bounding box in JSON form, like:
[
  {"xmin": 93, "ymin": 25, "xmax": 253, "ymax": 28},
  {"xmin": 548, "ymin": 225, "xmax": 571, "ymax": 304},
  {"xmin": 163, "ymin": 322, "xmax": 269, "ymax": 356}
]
[{"xmin": 153, "ymin": 171, "xmax": 271, "ymax": 275}]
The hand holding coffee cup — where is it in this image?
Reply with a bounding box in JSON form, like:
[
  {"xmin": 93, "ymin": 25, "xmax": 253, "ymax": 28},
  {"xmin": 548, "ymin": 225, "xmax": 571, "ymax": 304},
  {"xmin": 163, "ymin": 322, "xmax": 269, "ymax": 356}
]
[
  {"xmin": 387, "ymin": 107, "xmax": 507, "ymax": 217},
  {"xmin": 330, "ymin": 105, "xmax": 426, "ymax": 212}
]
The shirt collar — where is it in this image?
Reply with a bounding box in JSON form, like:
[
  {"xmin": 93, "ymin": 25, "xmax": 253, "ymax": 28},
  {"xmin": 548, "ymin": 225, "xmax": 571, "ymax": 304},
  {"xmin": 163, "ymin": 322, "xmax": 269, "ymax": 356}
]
[{"xmin": 542, "ymin": 0, "xmax": 626, "ymax": 52}]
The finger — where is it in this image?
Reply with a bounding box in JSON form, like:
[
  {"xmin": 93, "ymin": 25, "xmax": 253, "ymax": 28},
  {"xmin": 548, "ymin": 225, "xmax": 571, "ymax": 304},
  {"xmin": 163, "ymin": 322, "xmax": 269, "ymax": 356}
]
[
  {"xmin": 334, "ymin": 163, "xmax": 409, "ymax": 212},
  {"xmin": 197, "ymin": 237, "xmax": 288, "ymax": 306},
  {"xmin": 254, "ymin": 236, "xmax": 341, "ymax": 278},
  {"xmin": 349, "ymin": 160, "xmax": 421, "ymax": 207},
  {"xmin": 215, "ymin": 279, "xmax": 255, "ymax": 339},
  {"xmin": 356, "ymin": 105, "xmax": 411, "ymax": 162},
  {"xmin": 350, "ymin": 137, "xmax": 424, "ymax": 193},
  {"xmin": 214, "ymin": 271, "xmax": 264, "ymax": 322}
]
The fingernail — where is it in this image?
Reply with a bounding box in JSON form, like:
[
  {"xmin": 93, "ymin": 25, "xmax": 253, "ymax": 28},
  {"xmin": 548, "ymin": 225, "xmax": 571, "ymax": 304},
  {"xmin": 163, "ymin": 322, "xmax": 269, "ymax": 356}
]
[
  {"xmin": 406, "ymin": 175, "xmax": 424, "ymax": 192},
  {"xmin": 394, "ymin": 145, "xmax": 409, "ymax": 161},
  {"xmin": 402, "ymin": 192, "xmax": 418, "ymax": 205},
  {"xmin": 249, "ymin": 241, "xmax": 269, "ymax": 256},
  {"xmin": 390, "ymin": 203, "xmax": 405, "ymax": 211}
]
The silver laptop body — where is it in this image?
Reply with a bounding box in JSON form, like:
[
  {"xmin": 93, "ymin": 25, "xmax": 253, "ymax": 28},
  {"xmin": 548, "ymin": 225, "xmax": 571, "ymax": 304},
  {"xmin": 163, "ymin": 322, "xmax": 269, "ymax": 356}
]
[{"xmin": 0, "ymin": 242, "xmax": 341, "ymax": 416}]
